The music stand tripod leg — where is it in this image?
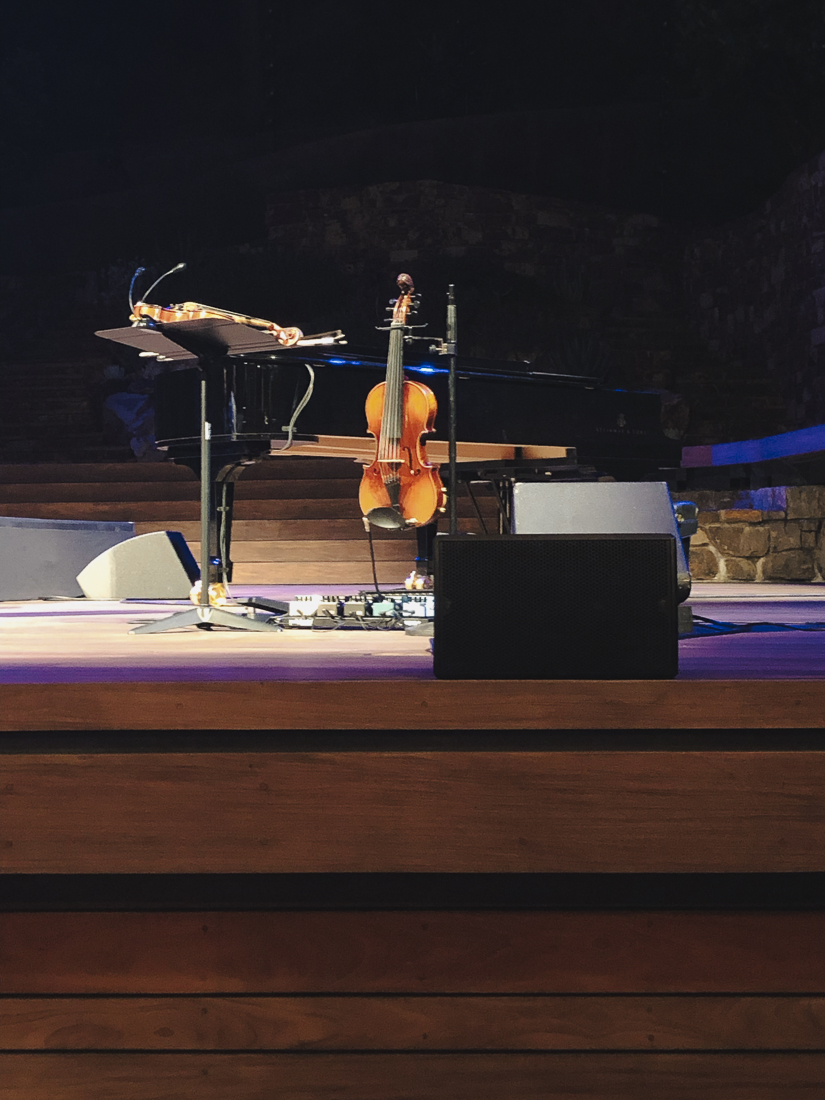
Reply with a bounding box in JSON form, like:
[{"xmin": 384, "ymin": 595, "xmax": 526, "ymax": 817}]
[{"xmin": 131, "ymin": 605, "xmax": 282, "ymax": 633}]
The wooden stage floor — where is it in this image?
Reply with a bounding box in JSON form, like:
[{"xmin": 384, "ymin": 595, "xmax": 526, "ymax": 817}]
[{"xmin": 2, "ymin": 583, "xmax": 825, "ymax": 730}]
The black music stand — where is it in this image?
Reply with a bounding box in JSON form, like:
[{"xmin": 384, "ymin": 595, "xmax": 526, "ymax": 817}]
[{"xmin": 96, "ymin": 320, "xmax": 280, "ymax": 633}]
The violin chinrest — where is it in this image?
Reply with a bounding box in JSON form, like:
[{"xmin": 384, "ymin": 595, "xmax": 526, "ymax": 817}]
[{"xmin": 365, "ymin": 505, "xmax": 415, "ymax": 530}]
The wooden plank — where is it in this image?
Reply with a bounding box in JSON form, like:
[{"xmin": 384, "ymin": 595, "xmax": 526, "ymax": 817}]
[
  {"xmin": 0, "ymin": 480, "xmax": 366, "ymax": 504},
  {"xmin": 5, "ymin": 751, "xmax": 825, "ymax": 874},
  {"xmin": 0, "ymin": 464, "xmax": 194, "ymax": 484},
  {"xmin": 243, "ymin": 458, "xmax": 365, "ymax": 479},
  {"xmin": 3, "ymin": 912, "xmax": 825, "ymax": 995},
  {"xmin": 0, "ymin": 460, "xmax": 361, "ymax": 484},
  {"xmin": 3, "ymin": 680, "xmax": 825, "ymax": 734},
  {"xmin": 2, "ymin": 1052, "xmax": 824, "ymax": 1099},
  {"xmin": 4, "ymin": 995, "xmax": 825, "ymax": 1051},
  {"xmin": 204, "ymin": 540, "xmax": 419, "ymax": 562},
  {"xmin": 227, "ymin": 563, "xmax": 409, "ymax": 584},
  {"xmin": 0, "ymin": 499, "xmax": 495, "ymax": 521},
  {"xmin": 135, "ymin": 518, "xmax": 418, "ymax": 540},
  {"xmin": 0, "ymin": 483, "xmax": 198, "ymax": 504},
  {"xmin": 0, "ymin": 500, "xmax": 359, "ymax": 521},
  {"xmin": 132, "ymin": 519, "xmax": 447, "ymax": 540}
]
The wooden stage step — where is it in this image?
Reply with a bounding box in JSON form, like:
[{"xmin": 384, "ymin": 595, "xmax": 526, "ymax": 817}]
[
  {"xmin": 7, "ymin": 992, "xmax": 825, "ymax": 1049},
  {"xmin": 3, "ymin": 736, "xmax": 825, "ymax": 872},
  {"xmin": 0, "ymin": 460, "xmax": 495, "ymax": 585},
  {"xmin": 3, "ymin": 1050, "xmax": 822, "ymax": 1099},
  {"xmin": 0, "ymin": 498, "xmax": 496, "ymax": 521},
  {"xmin": 4, "ymin": 744, "xmax": 825, "ymax": 1096},
  {"xmin": 3, "ymin": 678, "xmax": 825, "ymax": 732}
]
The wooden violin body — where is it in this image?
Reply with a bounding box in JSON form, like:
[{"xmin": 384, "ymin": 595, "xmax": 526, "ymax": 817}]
[
  {"xmin": 131, "ymin": 300, "xmax": 303, "ymax": 346},
  {"xmin": 359, "ymin": 274, "xmax": 446, "ymax": 530},
  {"xmin": 359, "ymin": 377, "xmax": 446, "ymax": 528}
]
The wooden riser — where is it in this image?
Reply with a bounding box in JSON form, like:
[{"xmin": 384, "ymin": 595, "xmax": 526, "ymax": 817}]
[
  {"xmin": 226, "ymin": 563, "xmax": 410, "ymax": 584},
  {"xmin": 5, "ymin": 749, "xmax": 825, "ymax": 873},
  {"xmin": 189, "ymin": 538, "xmax": 417, "ymax": 583},
  {"xmin": 0, "ymin": 480, "xmax": 363, "ymax": 502},
  {"xmin": 132, "ymin": 517, "xmax": 412, "ymax": 540},
  {"xmin": 5, "ymin": 909, "xmax": 825, "ymax": 1095},
  {"xmin": 4, "ymin": 994, "xmax": 824, "ymax": 1050},
  {"xmin": 4, "ymin": 911, "xmax": 825, "ymax": 993},
  {"xmin": 0, "ymin": 461, "xmax": 495, "ymax": 582},
  {"xmin": 0, "ymin": 499, "xmax": 497, "ymax": 521},
  {"xmin": 0, "ymin": 460, "xmax": 362, "ymax": 483},
  {"xmin": 3, "ymin": 680, "xmax": 825, "ymax": 734},
  {"xmin": 195, "ymin": 539, "xmax": 420, "ymax": 562},
  {"xmin": 134, "ymin": 518, "xmax": 479, "ymax": 541},
  {"xmin": 5, "ymin": 1051, "xmax": 822, "ymax": 1099}
]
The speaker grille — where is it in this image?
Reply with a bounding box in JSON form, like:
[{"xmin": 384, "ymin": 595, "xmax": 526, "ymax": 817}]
[{"xmin": 433, "ymin": 534, "xmax": 678, "ymax": 680}]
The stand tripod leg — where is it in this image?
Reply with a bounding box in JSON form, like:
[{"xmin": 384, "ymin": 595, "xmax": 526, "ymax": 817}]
[{"xmin": 130, "ymin": 605, "xmax": 280, "ymax": 634}]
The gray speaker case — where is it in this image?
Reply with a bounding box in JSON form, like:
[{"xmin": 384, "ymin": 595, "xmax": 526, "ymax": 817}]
[
  {"xmin": 0, "ymin": 517, "xmax": 134, "ymax": 600},
  {"xmin": 76, "ymin": 531, "xmax": 199, "ymax": 599},
  {"xmin": 512, "ymin": 481, "xmax": 691, "ymax": 597}
]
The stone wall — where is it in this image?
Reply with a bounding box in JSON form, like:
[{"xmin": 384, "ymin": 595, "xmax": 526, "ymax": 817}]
[{"xmin": 678, "ymin": 486, "xmax": 825, "ymax": 582}]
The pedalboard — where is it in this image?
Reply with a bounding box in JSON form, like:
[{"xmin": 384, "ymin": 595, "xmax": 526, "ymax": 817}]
[{"xmin": 286, "ymin": 590, "xmax": 434, "ymax": 630}]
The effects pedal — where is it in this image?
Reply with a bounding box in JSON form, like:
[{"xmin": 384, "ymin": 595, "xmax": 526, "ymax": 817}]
[
  {"xmin": 284, "ymin": 589, "xmax": 435, "ymax": 630},
  {"xmin": 287, "ymin": 595, "xmax": 341, "ymax": 628}
]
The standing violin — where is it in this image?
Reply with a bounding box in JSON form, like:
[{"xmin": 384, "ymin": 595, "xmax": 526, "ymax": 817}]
[{"xmin": 359, "ymin": 274, "xmax": 446, "ymax": 529}]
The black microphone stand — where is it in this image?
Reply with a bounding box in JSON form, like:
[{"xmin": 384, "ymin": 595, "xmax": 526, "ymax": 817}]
[{"xmin": 445, "ymin": 284, "xmax": 458, "ymax": 535}]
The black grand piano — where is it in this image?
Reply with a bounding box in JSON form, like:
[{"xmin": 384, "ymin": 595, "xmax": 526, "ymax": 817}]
[
  {"xmin": 153, "ymin": 345, "xmax": 678, "ymax": 472},
  {"xmin": 98, "ymin": 316, "xmax": 682, "ymax": 583}
]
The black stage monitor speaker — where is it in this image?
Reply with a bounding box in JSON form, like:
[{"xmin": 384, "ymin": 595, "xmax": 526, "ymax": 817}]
[{"xmin": 433, "ymin": 533, "xmax": 678, "ymax": 680}]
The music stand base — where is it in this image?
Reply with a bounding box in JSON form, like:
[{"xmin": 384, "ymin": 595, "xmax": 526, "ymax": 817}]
[{"xmin": 130, "ymin": 606, "xmax": 281, "ymax": 634}]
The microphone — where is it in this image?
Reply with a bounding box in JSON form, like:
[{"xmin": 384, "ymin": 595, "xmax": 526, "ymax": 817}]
[
  {"xmin": 138, "ymin": 262, "xmax": 187, "ymax": 305},
  {"xmin": 128, "ymin": 266, "xmax": 146, "ymax": 314},
  {"xmin": 446, "ymin": 283, "xmax": 457, "ymax": 355}
]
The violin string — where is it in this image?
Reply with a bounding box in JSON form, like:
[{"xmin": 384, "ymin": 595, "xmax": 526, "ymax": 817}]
[{"xmin": 377, "ymin": 286, "xmax": 411, "ymax": 493}]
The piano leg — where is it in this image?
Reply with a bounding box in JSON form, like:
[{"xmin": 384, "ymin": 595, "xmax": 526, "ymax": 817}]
[
  {"xmin": 216, "ymin": 478, "xmax": 236, "ymax": 586},
  {"xmin": 169, "ymin": 448, "xmax": 264, "ymax": 589},
  {"xmin": 214, "ymin": 460, "xmax": 261, "ymax": 586}
]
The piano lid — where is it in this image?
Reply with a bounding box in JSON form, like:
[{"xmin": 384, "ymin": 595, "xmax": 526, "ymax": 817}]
[{"xmin": 264, "ymin": 343, "xmax": 607, "ymax": 387}]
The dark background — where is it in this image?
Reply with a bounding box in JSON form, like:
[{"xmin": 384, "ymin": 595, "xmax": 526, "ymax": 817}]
[{"xmin": 3, "ymin": 0, "xmax": 825, "ymax": 222}]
